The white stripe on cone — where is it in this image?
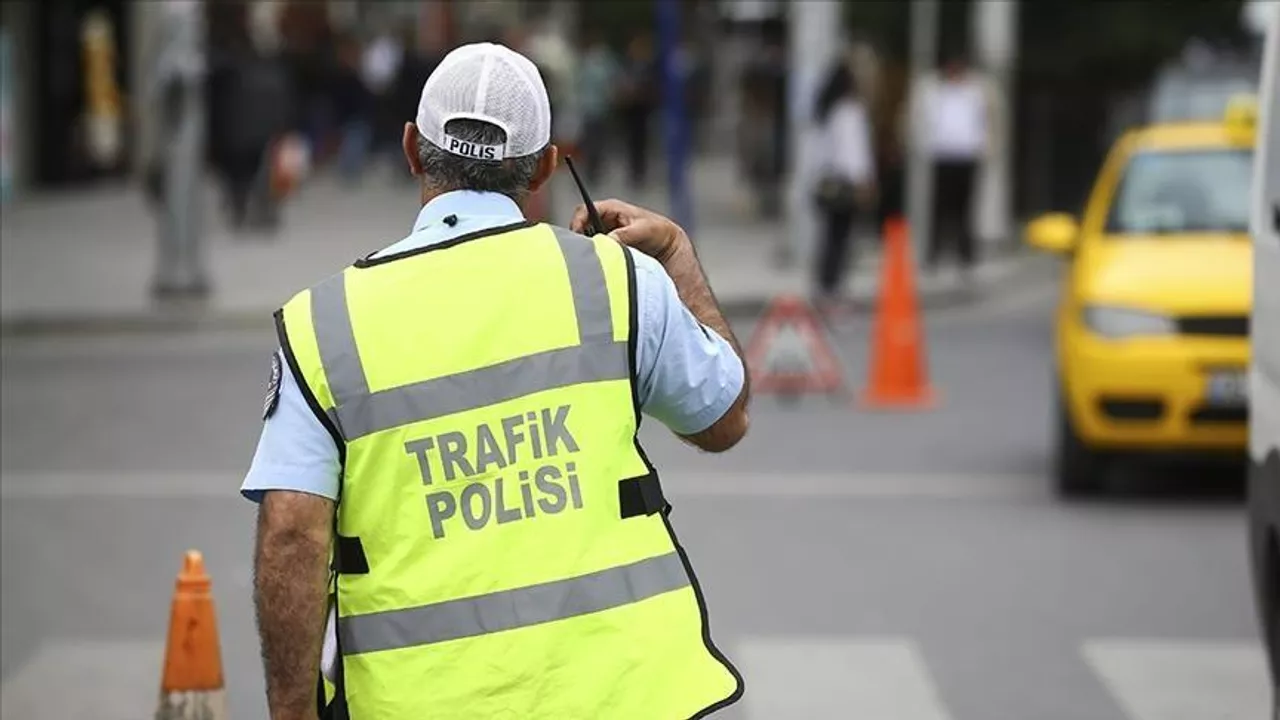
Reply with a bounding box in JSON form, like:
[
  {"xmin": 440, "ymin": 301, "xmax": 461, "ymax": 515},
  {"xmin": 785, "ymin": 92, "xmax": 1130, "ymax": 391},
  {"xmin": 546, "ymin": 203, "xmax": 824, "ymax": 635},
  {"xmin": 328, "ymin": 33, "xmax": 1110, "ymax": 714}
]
[{"xmin": 155, "ymin": 689, "xmax": 228, "ymax": 720}]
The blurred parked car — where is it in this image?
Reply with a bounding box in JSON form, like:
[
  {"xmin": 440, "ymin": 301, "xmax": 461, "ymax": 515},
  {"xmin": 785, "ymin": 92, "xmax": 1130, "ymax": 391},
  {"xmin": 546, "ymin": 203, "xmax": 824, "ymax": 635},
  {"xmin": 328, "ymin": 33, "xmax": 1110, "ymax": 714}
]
[{"xmin": 1025, "ymin": 98, "xmax": 1258, "ymax": 496}]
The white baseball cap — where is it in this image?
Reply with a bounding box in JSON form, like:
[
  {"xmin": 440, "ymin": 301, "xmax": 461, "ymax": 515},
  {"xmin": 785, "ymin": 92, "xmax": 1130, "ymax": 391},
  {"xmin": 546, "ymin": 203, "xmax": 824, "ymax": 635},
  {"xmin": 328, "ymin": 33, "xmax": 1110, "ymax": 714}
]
[{"xmin": 415, "ymin": 43, "xmax": 552, "ymax": 161}]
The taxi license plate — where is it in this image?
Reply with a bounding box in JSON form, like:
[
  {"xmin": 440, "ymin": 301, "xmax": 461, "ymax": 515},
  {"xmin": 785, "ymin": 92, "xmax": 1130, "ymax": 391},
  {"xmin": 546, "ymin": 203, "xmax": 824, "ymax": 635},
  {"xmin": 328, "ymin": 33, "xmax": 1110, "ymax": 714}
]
[{"xmin": 1205, "ymin": 369, "xmax": 1248, "ymax": 407}]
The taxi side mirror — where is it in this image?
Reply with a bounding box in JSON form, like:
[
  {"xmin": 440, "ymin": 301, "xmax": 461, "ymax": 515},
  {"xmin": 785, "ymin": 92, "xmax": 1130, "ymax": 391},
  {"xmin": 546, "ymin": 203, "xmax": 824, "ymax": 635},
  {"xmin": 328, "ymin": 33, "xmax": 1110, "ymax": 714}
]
[{"xmin": 1025, "ymin": 213, "xmax": 1080, "ymax": 254}]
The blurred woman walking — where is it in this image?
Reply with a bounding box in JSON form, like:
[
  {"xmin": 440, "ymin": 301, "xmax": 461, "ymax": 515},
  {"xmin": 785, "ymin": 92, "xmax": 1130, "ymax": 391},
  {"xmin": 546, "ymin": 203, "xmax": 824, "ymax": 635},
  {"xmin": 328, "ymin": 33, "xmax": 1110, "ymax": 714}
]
[{"xmin": 811, "ymin": 58, "xmax": 877, "ymax": 317}]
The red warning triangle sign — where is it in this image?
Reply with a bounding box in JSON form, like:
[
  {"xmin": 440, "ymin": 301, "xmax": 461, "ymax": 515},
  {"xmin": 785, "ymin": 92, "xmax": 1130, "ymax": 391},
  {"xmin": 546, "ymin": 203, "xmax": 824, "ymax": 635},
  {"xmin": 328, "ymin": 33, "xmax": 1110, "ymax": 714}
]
[{"xmin": 745, "ymin": 294, "xmax": 848, "ymax": 395}]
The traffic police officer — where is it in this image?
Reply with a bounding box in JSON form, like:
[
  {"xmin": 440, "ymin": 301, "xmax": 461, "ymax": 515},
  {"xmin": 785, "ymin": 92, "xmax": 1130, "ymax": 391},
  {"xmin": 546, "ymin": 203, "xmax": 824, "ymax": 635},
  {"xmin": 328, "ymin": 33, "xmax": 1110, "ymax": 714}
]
[{"xmin": 242, "ymin": 43, "xmax": 750, "ymax": 719}]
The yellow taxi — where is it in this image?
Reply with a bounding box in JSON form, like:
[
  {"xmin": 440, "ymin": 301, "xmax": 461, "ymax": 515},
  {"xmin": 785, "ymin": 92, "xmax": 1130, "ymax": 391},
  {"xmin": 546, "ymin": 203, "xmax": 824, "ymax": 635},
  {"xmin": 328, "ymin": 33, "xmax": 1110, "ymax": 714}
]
[{"xmin": 1026, "ymin": 98, "xmax": 1256, "ymax": 495}]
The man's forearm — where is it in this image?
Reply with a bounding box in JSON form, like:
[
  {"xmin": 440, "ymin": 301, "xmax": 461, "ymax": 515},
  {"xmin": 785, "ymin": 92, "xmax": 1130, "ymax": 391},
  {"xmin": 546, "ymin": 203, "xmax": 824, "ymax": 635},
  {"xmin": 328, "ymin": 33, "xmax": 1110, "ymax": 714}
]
[
  {"xmin": 254, "ymin": 495, "xmax": 333, "ymax": 720},
  {"xmin": 659, "ymin": 231, "xmax": 742, "ymax": 354},
  {"xmin": 659, "ymin": 230, "xmax": 749, "ymax": 397}
]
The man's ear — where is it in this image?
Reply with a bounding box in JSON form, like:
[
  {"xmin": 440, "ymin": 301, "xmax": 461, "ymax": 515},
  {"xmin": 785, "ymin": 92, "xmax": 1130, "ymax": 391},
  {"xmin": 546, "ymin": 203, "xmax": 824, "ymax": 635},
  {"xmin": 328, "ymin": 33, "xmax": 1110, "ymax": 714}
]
[
  {"xmin": 528, "ymin": 145, "xmax": 560, "ymax": 194},
  {"xmin": 403, "ymin": 123, "xmax": 423, "ymax": 176}
]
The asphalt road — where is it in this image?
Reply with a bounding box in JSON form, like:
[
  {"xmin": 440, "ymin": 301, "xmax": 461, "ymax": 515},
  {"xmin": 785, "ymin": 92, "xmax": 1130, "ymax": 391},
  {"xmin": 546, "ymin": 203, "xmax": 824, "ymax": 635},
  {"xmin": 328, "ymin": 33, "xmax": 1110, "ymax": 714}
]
[{"xmin": 0, "ymin": 267, "xmax": 1269, "ymax": 720}]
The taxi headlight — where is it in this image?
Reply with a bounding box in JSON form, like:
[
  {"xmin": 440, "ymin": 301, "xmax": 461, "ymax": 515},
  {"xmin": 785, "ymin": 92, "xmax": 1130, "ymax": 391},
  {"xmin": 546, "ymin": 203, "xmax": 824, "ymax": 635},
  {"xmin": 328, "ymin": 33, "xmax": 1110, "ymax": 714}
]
[{"xmin": 1082, "ymin": 305, "xmax": 1176, "ymax": 339}]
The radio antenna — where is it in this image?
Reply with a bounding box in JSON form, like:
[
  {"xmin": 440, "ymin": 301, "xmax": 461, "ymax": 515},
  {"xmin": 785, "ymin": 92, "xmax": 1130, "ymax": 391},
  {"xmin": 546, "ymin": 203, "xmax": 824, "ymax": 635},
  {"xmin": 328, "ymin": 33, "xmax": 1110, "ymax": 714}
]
[{"xmin": 563, "ymin": 156, "xmax": 604, "ymax": 236}]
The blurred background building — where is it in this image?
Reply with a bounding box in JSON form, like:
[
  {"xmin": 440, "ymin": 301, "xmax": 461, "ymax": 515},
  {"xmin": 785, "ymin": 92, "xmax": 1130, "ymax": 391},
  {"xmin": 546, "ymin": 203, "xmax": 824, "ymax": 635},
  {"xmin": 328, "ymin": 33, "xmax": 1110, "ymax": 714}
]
[{"xmin": 0, "ymin": 0, "xmax": 1269, "ymax": 225}]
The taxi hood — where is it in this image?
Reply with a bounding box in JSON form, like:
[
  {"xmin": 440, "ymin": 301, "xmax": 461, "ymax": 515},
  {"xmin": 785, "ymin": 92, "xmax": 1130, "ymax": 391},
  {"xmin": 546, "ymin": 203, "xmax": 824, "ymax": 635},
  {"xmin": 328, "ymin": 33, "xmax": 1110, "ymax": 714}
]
[{"xmin": 1077, "ymin": 236, "xmax": 1253, "ymax": 314}]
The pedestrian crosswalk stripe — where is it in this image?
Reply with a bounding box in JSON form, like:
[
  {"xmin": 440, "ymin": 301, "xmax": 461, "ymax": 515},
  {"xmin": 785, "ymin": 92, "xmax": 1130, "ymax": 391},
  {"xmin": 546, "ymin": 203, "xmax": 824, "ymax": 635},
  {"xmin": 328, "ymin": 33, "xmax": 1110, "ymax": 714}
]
[
  {"xmin": 732, "ymin": 636, "xmax": 954, "ymax": 720},
  {"xmin": 1082, "ymin": 638, "xmax": 1271, "ymax": 720},
  {"xmin": 0, "ymin": 639, "xmax": 163, "ymax": 720},
  {"xmin": 2, "ymin": 634, "xmax": 1271, "ymax": 718}
]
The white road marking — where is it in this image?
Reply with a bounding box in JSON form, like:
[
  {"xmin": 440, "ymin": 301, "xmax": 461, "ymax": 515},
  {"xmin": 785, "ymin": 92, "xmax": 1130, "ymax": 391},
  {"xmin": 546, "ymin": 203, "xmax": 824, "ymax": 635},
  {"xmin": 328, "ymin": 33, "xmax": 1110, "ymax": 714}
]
[
  {"xmin": 0, "ymin": 472, "xmax": 243, "ymax": 500},
  {"xmin": 0, "ymin": 471, "xmax": 1042, "ymax": 501},
  {"xmin": 661, "ymin": 471, "xmax": 1041, "ymax": 499},
  {"xmin": 1082, "ymin": 639, "xmax": 1272, "ymax": 720},
  {"xmin": 733, "ymin": 636, "xmax": 954, "ymax": 720},
  {"xmin": 0, "ymin": 639, "xmax": 164, "ymax": 720},
  {"xmin": 0, "ymin": 328, "xmax": 276, "ymax": 359}
]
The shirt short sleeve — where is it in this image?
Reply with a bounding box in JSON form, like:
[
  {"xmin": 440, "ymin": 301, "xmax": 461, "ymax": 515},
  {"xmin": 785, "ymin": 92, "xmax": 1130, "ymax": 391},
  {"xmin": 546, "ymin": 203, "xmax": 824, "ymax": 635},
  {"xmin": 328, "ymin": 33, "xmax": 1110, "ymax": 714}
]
[
  {"xmin": 629, "ymin": 249, "xmax": 745, "ymax": 436},
  {"xmin": 241, "ymin": 350, "xmax": 342, "ymax": 503}
]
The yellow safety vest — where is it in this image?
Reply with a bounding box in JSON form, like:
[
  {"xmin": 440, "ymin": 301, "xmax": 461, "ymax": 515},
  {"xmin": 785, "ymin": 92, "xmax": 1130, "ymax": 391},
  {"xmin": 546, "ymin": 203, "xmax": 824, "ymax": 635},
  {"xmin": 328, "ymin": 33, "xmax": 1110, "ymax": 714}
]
[{"xmin": 278, "ymin": 222, "xmax": 743, "ymax": 719}]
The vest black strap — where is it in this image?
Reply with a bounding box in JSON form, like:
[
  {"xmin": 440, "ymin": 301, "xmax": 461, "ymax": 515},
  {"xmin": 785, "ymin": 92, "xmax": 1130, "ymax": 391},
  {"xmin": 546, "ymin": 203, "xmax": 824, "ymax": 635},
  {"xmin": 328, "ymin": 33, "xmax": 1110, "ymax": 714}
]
[
  {"xmin": 322, "ymin": 515, "xmax": 354, "ymax": 717},
  {"xmin": 332, "ymin": 535, "xmax": 369, "ymax": 575},
  {"xmin": 618, "ymin": 472, "xmax": 668, "ymax": 518},
  {"xmin": 317, "ymin": 591, "xmax": 351, "ymax": 720},
  {"xmin": 316, "ymin": 674, "xmax": 330, "ymax": 719}
]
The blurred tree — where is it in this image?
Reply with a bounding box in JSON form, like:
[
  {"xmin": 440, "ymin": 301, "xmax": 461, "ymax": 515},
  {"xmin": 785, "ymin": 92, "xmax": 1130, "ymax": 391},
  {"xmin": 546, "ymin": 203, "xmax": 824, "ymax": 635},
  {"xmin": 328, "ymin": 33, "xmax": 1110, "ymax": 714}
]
[
  {"xmin": 579, "ymin": 0, "xmax": 656, "ymax": 48},
  {"xmin": 841, "ymin": 0, "xmax": 1249, "ymax": 83},
  {"xmin": 842, "ymin": 0, "xmax": 969, "ymax": 62},
  {"xmin": 843, "ymin": 0, "xmax": 909, "ymax": 59},
  {"xmin": 839, "ymin": 0, "xmax": 1251, "ymax": 218},
  {"xmin": 1020, "ymin": 0, "xmax": 1249, "ymax": 83},
  {"xmin": 1015, "ymin": 0, "xmax": 1250, "ymax": 214}
]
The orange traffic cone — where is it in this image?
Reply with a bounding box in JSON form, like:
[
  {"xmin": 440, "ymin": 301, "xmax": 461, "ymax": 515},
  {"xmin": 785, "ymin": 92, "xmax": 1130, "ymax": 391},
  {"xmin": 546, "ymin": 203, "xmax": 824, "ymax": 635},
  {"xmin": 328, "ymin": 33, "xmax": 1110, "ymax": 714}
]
[
  {"xmin": 860, "ymin": 216, "xmax": 937, "ymax": 409},
  {"xmin": 156, "ymin": 550, "xmax": 227, "ymax": 720}
]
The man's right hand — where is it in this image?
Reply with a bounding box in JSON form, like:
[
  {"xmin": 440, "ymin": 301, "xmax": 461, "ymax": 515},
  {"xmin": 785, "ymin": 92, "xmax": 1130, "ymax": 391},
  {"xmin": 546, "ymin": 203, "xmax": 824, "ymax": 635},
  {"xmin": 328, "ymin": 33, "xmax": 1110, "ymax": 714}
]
[{"xmin": 570, "ymin": 199, "xmax": 687, "ymax": 263}]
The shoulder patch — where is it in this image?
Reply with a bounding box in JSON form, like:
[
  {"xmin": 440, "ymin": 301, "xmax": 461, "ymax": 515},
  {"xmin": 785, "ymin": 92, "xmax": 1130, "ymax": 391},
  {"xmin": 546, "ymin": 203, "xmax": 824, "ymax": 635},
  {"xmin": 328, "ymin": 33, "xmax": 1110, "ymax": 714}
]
[{"xmin": 263, "ymin": 352, "xmax": 283, "ymax": 420}]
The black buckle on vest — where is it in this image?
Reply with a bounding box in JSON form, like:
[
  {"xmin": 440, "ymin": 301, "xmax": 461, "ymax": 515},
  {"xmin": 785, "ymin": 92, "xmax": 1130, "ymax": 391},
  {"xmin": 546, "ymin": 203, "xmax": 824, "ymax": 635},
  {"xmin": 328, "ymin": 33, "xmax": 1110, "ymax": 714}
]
[
  {"xmin": 618, "ymin": 472, "xmax": 668, "ymax": 519},
  {"xmin": 332, "ymin": 535, "xmax": 369, "ymax": 575}
]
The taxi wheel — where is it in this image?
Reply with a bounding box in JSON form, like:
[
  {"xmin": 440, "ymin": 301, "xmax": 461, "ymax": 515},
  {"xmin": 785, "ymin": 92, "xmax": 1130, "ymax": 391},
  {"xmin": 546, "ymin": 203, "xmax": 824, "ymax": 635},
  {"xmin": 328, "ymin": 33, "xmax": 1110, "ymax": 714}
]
[{"xmin": 1055, "ymin": 396, "xmax": 1110, "ymax": 497}]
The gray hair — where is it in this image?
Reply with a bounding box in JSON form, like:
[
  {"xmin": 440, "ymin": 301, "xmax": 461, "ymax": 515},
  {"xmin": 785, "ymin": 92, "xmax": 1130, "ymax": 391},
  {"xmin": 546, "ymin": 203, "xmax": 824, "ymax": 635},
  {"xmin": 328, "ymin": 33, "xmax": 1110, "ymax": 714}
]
[{"xmin": 416, "ymin": 119, "xmax": 546, "ymax": 202}]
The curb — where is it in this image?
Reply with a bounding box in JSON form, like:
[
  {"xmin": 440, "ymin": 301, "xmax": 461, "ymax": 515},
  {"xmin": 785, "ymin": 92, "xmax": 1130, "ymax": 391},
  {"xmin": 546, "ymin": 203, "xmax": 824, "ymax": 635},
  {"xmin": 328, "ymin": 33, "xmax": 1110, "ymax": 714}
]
[
  {"xmin": 717, "ymin": 250, "xmax": 1053, "ymax": 321},
  {"xmin": 1, "ymin": 252, "xmax": 1052, "ymax": 338}
]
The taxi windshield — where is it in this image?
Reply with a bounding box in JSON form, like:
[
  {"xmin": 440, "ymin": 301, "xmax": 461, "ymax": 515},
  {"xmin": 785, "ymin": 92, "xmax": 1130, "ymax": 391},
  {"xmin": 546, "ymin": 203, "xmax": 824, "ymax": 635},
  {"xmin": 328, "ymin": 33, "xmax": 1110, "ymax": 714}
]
[{"xmin": 1106, "ymin": 149, "xmax": 1254, "ymax": 235}]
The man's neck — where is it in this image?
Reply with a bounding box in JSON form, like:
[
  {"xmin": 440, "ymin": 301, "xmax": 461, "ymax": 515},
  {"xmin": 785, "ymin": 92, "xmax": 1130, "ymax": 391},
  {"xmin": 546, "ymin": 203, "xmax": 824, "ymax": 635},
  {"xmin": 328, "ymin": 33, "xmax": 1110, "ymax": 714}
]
[
  {"xmin": 419, "ymin": 184, "xmax": 526, "ymax": 215},
  {"xmin": 420, "ymin": 185, "xmax": 445, "ymax": 207}
]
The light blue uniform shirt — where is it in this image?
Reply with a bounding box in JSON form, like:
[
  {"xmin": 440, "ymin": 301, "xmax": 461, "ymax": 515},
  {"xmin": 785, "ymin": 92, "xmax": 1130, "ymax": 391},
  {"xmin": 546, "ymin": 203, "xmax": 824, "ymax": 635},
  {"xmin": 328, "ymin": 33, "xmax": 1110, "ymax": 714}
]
[{"xmin": 242, "ymin": 191, "xmax": 744, "ymax": 502}]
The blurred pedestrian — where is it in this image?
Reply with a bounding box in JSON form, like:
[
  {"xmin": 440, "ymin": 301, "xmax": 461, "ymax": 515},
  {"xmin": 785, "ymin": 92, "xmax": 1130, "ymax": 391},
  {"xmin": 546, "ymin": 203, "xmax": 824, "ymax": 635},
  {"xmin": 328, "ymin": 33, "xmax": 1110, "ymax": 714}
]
[
  {"xmin": 242, "ymin": 42, "xmax": 750, "ymax": 719},
  {"xmin": 811, "ymin": 58, "xmax": 877, "ymax": 315},
  {"xmin": 389, "ymin": 24, "xmax": 440, "ymax": 182},
  {"xmin": 361, "ymin": 22, "xmax": 404, "ymax": 175},
  {"xmin": 739, "ymin": 28, "xmax": 787, "ymax": 219},
  {"xmin": 576, "ymin": 29, "xmax": 620, "ymax": 183},
  {"xmin": 278, "ymin": 2, "xmax": 333, "ymax": 161},
  {"xmin": 619, "ymin": 33, "xmax": 659, "ymax": 190},
  {"xmin": 524, "ymin": 16, "xmax": 581, "ymax": 223},
  {"xmin": 678, "ymin": 37, "xmax": 711, "ymax": 153},
  {"xmin": 331, "ymin": 33, "xmax": 374, "ymax": 183},
  {"xmin": 870, "ymin": 59, "xmax": 909, "ymax": 229},
  {"xmin": 207, "ymin": 9, "xmax": 293, "ymax": 232},
  {"xmin": 917, "ymin": 48, "xmax": 991, "ymax": 281}
]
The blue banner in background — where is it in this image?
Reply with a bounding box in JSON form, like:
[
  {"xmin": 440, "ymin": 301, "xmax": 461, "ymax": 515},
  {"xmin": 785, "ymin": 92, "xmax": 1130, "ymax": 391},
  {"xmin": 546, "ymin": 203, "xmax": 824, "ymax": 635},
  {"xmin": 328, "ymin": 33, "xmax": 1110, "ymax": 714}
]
[{"xmin": 656, "ymin": 0, "xmax": 693, "ymax": 235}]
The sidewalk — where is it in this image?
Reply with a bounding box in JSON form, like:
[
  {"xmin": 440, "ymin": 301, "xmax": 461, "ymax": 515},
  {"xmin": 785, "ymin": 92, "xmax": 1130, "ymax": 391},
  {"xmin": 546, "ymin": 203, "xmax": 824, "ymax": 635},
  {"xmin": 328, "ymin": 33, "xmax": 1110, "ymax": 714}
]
[{"xmin": 0, "ymin": 156, "xmax": 1038, "ymax": 334}]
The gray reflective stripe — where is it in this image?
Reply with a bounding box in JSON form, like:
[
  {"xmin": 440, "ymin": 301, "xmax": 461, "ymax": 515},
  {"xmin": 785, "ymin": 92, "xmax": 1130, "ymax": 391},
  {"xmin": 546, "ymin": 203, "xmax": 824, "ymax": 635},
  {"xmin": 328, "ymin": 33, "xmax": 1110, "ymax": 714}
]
[
  {"xmin": 311, "ymin": 226, "xmax": 625, "ymax": 441},
  {"xmin": 338, "ymin": 552, "xmax": 689, "ymax": 655},
  {"xmin": 339, "ymin": 341, "xmax": 628, "ymax": 439},
  {"xmin": 311, "ymin": 273, "xmax": 367, "ymax": 438},
  {"xmin": 551, "ymin": 226, "xmax": 614, "ymax": 343}
]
